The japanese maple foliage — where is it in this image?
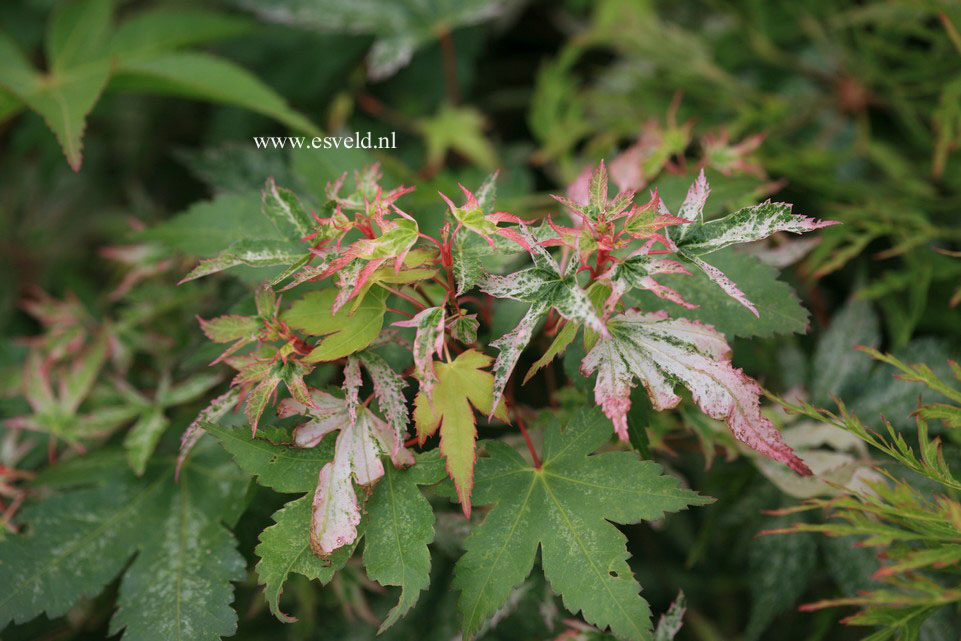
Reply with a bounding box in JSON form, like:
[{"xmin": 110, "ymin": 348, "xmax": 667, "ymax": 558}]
[
  {"xmin": 169, "ymin": 159, "xmax": 833, "ymax": 638},
  {"xmin": 182, "ymin": 161, "xmax": 830, "ymax": 541}
]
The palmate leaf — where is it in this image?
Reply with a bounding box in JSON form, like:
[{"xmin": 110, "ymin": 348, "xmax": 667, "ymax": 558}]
[
  {"xmin": 453, "ymin": 408, "xmax": 711, "ymax": 641},
  {"xmin": 203, "ymin": 420, "xmax": 333, "ymax": 493},
  {"xmin": 255, "ymin": 494, "xmax": 363, "ymax": 622},
  {"xmin": 277, "ymin": 386, "xmax": 412, "ymax": 557},
  {"xmin": 480, "ymin": 231, "xmax": 606, "ymax": 409},
  {"xmin": 629, "ymin": 249, "xmax": 810, "ymax": 339},
  {"xmin": 412, "ymin": 349, "xmax": 508, "ymax": 517},
  {"xmin": 581, "ymin": 309, "xmax": 810, "ymax": 474},
  {"xmin": 0, "ymin": 1, "xmax": 317, "ymax": 170},
  {"xmin": 255, "ymin": 451, "xmax": 445, "ymax": 627},
  {"xmin": 662, "ymin": 170, "xmax": 836, "ymax": 316},
  {"xmin": 0, "ymin": 31, "xmax": 110, "ymax": 171},
  {"xmin": 0, "ymin": 447, "xmax": 248, "ymax": 641},
  {"xmin": 363, "ymin": 453, "xmax": 448, "ymax": 631},
  {"xmin": 283, "ymin": 287, "xmax": 387, "ymax": 362}
]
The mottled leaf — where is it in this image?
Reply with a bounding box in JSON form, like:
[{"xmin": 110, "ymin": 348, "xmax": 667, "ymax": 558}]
[
  {"xmin": 453, "ymin": 408, "xmax": 711, "ymax": 641},
  {"xmin": 581, "ymin": 310, "xmax": 810, "ymax": 474}
]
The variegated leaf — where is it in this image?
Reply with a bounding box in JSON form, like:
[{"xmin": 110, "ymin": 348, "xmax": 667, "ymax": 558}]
[
  {"xmin": 677, "ymin": 201, "xmax": 837, "ymax": 255},
  {"xmin": 602, "ymin": 250, "xmax": 696, "ymax": 314},
  {"xmin": 581, "ymin": 309, "xmax": 810, "ymax": 475},
  {"xmin": 262, "ymin": 177, "xmax": 313, "ymax": 239},
  {"xmin": 450, "ymin": 311, "xmax": 479, "ymax": 344},
  {"xmin": 357, "ymin": 351, "xmax": 409, "ymax": 453},
  {"xmin": 176, "ymin": 387, "xmax": 243, "ymax": 478},
  {"xmin": 480, "ymin": 231, "xmax": 606, "ymax": 408},
  {"xmin": 394, "ymin": 307, "xmax": 445, "ymax": 400},
  {"xmin": 342, "ymin": 357, "xmax": 363, "ymax": 426},
  {"xmin": 673, "ymin": 169, "xmax": 710, "ymax": 241},
  {"xmin": 179, "ymin": 239, "xmax": 304, "ymax": 283},
  {"xmin": 282, "ymin": 390, "xmax": 414, "ymax": 556},
  {"xmin": 660, "ymin": 171, "xmax": 835, "ymax": 314}
]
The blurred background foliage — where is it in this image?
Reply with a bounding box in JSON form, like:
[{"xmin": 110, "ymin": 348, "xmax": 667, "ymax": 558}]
[{"xmin": 1, "ymin": 1, "xmax": 960, "ymax": 640}]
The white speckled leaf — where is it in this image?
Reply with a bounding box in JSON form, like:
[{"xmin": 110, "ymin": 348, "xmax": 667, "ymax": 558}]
[
  {"xmin": 343, "ymin": 357, "xmax": 362, "ymax": 425},
  {"xmin": 262, "ymin": 177, "xmax": 313, "ymax": 239},
  {"xmin": 488, "ymin": 301, "xmax": 549, "ymax": 413},
  {"xmin": 480, "ymin": 232, "xmax": 605, "ymax": 408},
  {"xmin": 177, "ymin": 387, "xmax": 243, "ymax": 477},
  {"xmin": 604, "ymin": 252, "xmax": 695, "ymax": 314},
  {"xmin": 580, "ymin": 310, "xmax": 810, "ymax": 474},
  {"xmin": 358, "ymin": 351, "xmax": 410, "ymax": 453},
  {"xmin": 363, "ymin": 463, "xmax": 435, "ymax": 631},
  {"xmin": 179, "ymin": 239, "xmax": 304, "ymax": 283},
  {"xmin": 394, "ymin": 306, "xmax": 445, "ymax": 400},
  {"xmin": 0, "ymin": 447, "xmax": 248, "ymax": 641},
  {"xmin": 674, "ymin": 170, "xmax": 710, "ymax": 241},
  {"xmin": 678, "ymin": 201, "xmax": 837, "ymax": 255}
]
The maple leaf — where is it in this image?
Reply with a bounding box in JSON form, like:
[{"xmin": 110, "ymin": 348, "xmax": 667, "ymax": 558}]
[
  {"xmin": 480, "ymin": 229, "xmax": 607, "ymax": 409},
  {"xmin": 608, "ymin": 118, "xmax": 693, "ymax": 192},
  {"xmin": 452, "ymin": 408, "xmax": 711, "ymax": 641},
  {"xmin": 0, "ymin": 445, "xmax": 248, "ymax": 641},
  {"xmin": 356, "ymin": 351, "xmax": 410, "ymax": 455},
  {"xmin": 282, "ymin": 287, "xmax": 387, "ymax": 363},
  {"xmin": 600, "ymin": 246, "xmax": 696, "ymax": 314},
  {"xmin": 580, "ymin": 309, "xmax": 811, "ymax": 474},
  {"xmin": 667, "ymin": 170, "xmax": 838, "ymax": 316},
  {"xmin": 393, "ymin": 306, "xmax": 445, "ymax": 400},
  {"xmin": 279, "ymin": 387, "xmax": 413, "ymax": 556},
  {"xmin": 412, "ymin": 349, "xmax": 508, "ymax": 517},
  {"xmin": 440, "ymin": 179, "xmax": 530, "ymax": 251},
  {"xmin": 179, "ymin": 179, "xmax": 318, "ymax": 283},
  {"xmin": 198, "ymin": 314, "xmax": 261, "ymax": 364}
]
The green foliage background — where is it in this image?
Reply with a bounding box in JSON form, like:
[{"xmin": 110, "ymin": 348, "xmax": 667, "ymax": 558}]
[{"xmin": 1, "ymin": 1, "xmax": 960, "ymax": 640}]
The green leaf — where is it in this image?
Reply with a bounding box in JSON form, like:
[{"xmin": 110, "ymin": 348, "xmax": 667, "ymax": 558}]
[
  {"xmin": 0, "ymin": 447, "xmax": 247, "ymax": 640},
  {"xmin": 418, "ymin": 103, "xmax": 497, "ymax": 171},
  {"xmin": 109, "ymin": 8, "xmax": 252, "ymax": 59},
  {"xmin": 363, "ymin": 463, "xmax": 434, "ymax": 631},
  {"xmin": 630, "ymin": 249, "xmax": 810, "ymax": 338},
  {"xmin": 0, "ymin": 33, "xmax": 110, "ymax": 171},
  {"xmin": 283, "ymin": 288, "xmax": 387, "ymax": 363},
  {"xmin": 111, "ymin": 51, "xmax": 319, "ymax": 136},
  {"xmin": 524, "ymin": 320, "xmax": 578, "ymax": 384},
  {"xmin": 46, "ymin": 0, "xmax": 112, "ymax": 72},
  {"xmin": 453, "ymin": 408, "xmax": 710, "ymax": 641},
  {"xmin": 203, "ymin": 421, "xmax": 333, "ymax": 493},
  {"xmin": 412, "ymin": 349, "xmax": 508, "ymax": 517},
  {"xmin": 255, "ymin": 494, "xmax": 360, "ymax": 622},
  {"xmin": 109, "ymin": 454, "xmax": 248, "ymax": 641},
  {"xmin": 123, "ymin": 406, "xmax": 169, "ymax": 476},
  {"xmin": 148, "ymin": 191, "xmax": 283, "ymax": 257}
]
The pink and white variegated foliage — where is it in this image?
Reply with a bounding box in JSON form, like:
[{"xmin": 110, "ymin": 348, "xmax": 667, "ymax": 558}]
[{"xmin": 180, "ymin": 160, "xmax": 832, "ymax": 565}]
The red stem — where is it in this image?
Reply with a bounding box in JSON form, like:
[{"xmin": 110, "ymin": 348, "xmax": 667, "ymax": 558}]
[
  {"xmin": 386, "ymin": 306, "xmax": 414, "ymax": 318},
  {"xmin": 380, "ymin": 285, "xmax": 428, "ymax": 311},
  {"xmin": 515, "ymin": 411, "xmax": 541, "ymax": 469}
]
